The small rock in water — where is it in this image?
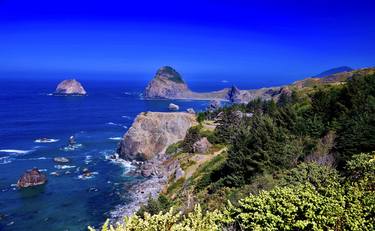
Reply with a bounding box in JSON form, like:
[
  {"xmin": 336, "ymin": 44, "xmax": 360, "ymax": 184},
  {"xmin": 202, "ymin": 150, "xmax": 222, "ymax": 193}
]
[
  {"xmin": 82, "ymin": 168, "xmax": 92, "ymax": 177},
  {"xmin": 50, "ymin": 171, "xmax": 60, "ymax": 176},
  {"xmin": 54, "ymin": 79, "xmax": 87, "ymax": 95},
  {"xmin": 17, "ymin": 168, "xmax": 47, "ymax": 188},
  {"xmin": 68, "ymin": 136, "xmax": 76, "ymax": 146},
  {"xmin": 87, "ymin": 187, "xmax": 99, "ymax": 192},
  {"xmin": 53, "ymin": 157, "xmax": 70, "ymax": 164},
  {"xmin": 168, "ymin": 103, "xmax": 179, "ymax": 111}
]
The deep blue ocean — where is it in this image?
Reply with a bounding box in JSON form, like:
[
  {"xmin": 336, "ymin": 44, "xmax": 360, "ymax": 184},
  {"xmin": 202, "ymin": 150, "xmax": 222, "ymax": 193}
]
[{"xmin": 0, "ymin": 78, "xmax": 237, "ymax": 231}]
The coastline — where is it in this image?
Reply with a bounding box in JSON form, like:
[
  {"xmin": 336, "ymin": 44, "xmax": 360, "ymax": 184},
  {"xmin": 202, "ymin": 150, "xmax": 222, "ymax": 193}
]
[
  {"xmin": 109, "ymin": 154, "xmax": 173, "ymax": 223},
  {"xmin": 110, "ymin": 174, "xmax": 167, "ymax": 221}
]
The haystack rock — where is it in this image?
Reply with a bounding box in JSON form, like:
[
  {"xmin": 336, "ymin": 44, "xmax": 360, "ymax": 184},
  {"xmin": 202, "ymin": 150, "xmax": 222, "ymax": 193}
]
[
  {"xmin": 144, "ymin": 66, "xmax": 191, "ymax": 99},
  {"xmin": 17, "ymin": 168, "xmax": 47, "ymax": 188},
  {"xmin": 118, "ymin": 112, "xmax": 197, "ymax": 161},
  {"xmin": 54, "ymin": 79, "xmax": 87, "ymax": 95}
]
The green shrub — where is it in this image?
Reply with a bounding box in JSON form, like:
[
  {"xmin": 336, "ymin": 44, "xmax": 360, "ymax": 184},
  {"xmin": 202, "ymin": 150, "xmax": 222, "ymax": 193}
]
[
  {"xmin": 224, "ymin": 183, "xmax": 346, "ymax": 230},
  {"xmin": 136, "ymin": 195, "xmax": 172, "ymax": 217},
  {"xmin": 165, "ymin": 142, "xmax": 182, "ymax": 155},
  {"xmin": 90, "ymin": 205, "xmax": 223, "ymax": 231},
  {"xmin": 182, "ymin": 125, "xmax": 203, "ymax": 153}
]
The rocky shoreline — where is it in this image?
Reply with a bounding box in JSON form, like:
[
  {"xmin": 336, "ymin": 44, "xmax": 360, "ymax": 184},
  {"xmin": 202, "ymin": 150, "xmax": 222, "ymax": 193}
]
[
  {"xmin": 109, "ymin": 153, "xmax": 178, "ymax": 223},
  {"xmin": 110, "ymin": 174, "xmax": 167, "ymax": 220}
]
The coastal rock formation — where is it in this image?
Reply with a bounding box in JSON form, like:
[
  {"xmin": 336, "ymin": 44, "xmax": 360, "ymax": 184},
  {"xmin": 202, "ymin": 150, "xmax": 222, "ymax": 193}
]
[
  {"xmin": 53, "ymin": 157, "xmax": 70, "ymax": 164},
  {"xmin": 168, "ymin": 103, "xmax": 179, "ymax": 111},
  {"xmin": 227, "ymin": 85, "xmax": 241, "ymax": 103},
  {"xmin": 17, "ymin": 168, "xmax": 47, "ymax": 188},
  {"xmin": 193, "ymin": 137, "xmax": 212, "ymax": 153},
  {"xmin": 118, "ymin": 112, "xmax": 198, "ymax": 160},
  {"xmin": 143, "ymin": 66, "xmax": 284, "ymax": 103},
  {"xmin": 207, "ymin": 100, "xmax": 221, "ymax": 111},
  {"xmin": 54, "ymin": 79, "xmax": 87, "ymax": 95},
  {"xmin": 144, "ymin": 66, "xmax": 190, "ymax": 98},
  {"xmin": 174, "ymin": 164, "xmax": 185, "ymax": 181}
]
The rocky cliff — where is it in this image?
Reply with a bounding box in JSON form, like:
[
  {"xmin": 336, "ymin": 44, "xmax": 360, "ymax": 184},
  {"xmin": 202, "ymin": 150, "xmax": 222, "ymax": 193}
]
[
  {"xmin": 118, "ymin": 112, "xmax": 197, "ymax": 161},
  {"xmin": 54, "ymin": 79, "xmax": 87, "ymax": 95}
]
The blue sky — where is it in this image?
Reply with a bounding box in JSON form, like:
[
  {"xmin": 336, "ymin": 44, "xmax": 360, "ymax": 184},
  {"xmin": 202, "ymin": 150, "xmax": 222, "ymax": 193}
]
[{"xmin": 0, "ymin": 0, "xmax": 374, "ymax": 83}]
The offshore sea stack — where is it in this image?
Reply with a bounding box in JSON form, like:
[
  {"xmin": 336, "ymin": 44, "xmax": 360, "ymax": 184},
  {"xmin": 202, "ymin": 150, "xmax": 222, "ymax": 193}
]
[
  {"xmin": 54, "ymin": 79, "xmax": 87, "ymax": 95},
  {"xmin": 17, "ymin": 168, "xmax": 47, "ymax": 188},
  {"xmin": 118, "ymin": 112, "xmax": 197, "ymax": 161},
  {"xmin": 144, "ymin": 66, "xmax": 191, "ymax": 99}
]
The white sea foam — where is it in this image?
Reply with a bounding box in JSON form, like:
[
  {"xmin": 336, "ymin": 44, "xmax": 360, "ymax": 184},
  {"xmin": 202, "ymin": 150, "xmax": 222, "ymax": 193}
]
[
  {"xmin": 54, "ymin": 165, "xmax": 76, "ymax": 170},
  {"xmin": 105, "ymin": 153, "xmax": 134, "ymax": 174},
  {"xmin": 121, "ymin": 115, "xmax": 132, "ymax": 120},
  {"xmin": 0, "ymin": 156, "xmax": 13, "ymax": 164},
  {"xmin": 19, "ymin": 156, "xmax": 48, "ymax": 161},
  {"xmin": 34, "ymin": 138, "xmax": 59, "ymax": 143},
  {"xmin": 84, "ymin": 155, "xmax": 93, "ymax": 164},
  {"xmin": 106, "ymin": 122, "xmax": 120, "ymax": 126},
  {"xmin": 0, "ymin": 149, "xmax": 32, "ymax": 154},
  {"xmin": 62, "ymin": 144, "xmax": 82, "ymax": 151},
  {"xmin": 109, "ymin": 137, "xmax": 122, "ymax": 141}
]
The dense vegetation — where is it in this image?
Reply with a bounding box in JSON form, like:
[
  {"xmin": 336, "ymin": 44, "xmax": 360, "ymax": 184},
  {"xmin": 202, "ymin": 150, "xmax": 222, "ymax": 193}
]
[{"xmin": 93, "ymin": 73, "xmax": 375, "ymax": 230}]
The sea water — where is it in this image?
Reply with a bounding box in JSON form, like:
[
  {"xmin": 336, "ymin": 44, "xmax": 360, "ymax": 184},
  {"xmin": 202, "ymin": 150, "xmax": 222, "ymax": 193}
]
[{"xmin": 0, "ymin": 79, "xmax": 218, "ymax": 231}]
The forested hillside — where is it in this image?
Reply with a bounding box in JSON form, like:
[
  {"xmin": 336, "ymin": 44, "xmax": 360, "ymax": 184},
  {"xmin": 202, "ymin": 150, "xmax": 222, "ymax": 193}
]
[{"xmin": 93, "ymin": 71, "xmax": 375, "ymax": 231}]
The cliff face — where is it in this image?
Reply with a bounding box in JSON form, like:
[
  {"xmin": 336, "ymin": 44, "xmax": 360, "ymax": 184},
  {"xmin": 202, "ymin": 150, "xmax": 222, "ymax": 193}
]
[
  {"xmin": 54, "ymin": 79, "xmax": 87, "ymax": 95},
  {"xmin": 118, "ymin": 112, "xmax": 197, "ymax": 161},
  {"xmin": 144, "ymin": 66, "xmax": 191, "ymax": 99}
]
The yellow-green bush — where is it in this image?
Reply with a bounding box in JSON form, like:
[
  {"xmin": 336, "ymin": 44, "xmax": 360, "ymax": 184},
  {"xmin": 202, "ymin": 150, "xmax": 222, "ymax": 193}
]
[{"xmin": 89, "ymin": 205, "xmax": 222, "ymax": 231}]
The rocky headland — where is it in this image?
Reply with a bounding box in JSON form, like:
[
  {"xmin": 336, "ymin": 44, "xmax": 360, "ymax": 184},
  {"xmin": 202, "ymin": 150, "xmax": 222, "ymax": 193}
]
[
  {"xmin": 54, "ymin": 79, "xmax": 87, "ymax": 95},
  {"xmin": 112, "ymin": 112, "xmax": 198, "ymax": 218},
  {"xmin": 112, "ymin": 66, "xmax": 375, "ymax": 221},
  {"xmin": 144, "ymin": 66, "xmax": 283, "ymax": 104},
  {"xmin": 118, "ymin": 112, "xmax": 197, "ymax": 161}
]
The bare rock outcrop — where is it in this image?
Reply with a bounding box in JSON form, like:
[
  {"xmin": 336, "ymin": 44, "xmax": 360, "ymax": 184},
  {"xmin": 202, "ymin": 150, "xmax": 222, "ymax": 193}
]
[
  {"xmin": 17, "ymin": 168, "xmax": 47, "ymax": 188},
  {"xmin": 118, "ymin": 112, "xmax": 198, "ymax": 161},
  {"xmin": 193, "ymin": 137, "xmax": 212, "ymax": 154},
  {"xmin": 54, "ymin": 79, "xmax": 87, "ymax": 95}
]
